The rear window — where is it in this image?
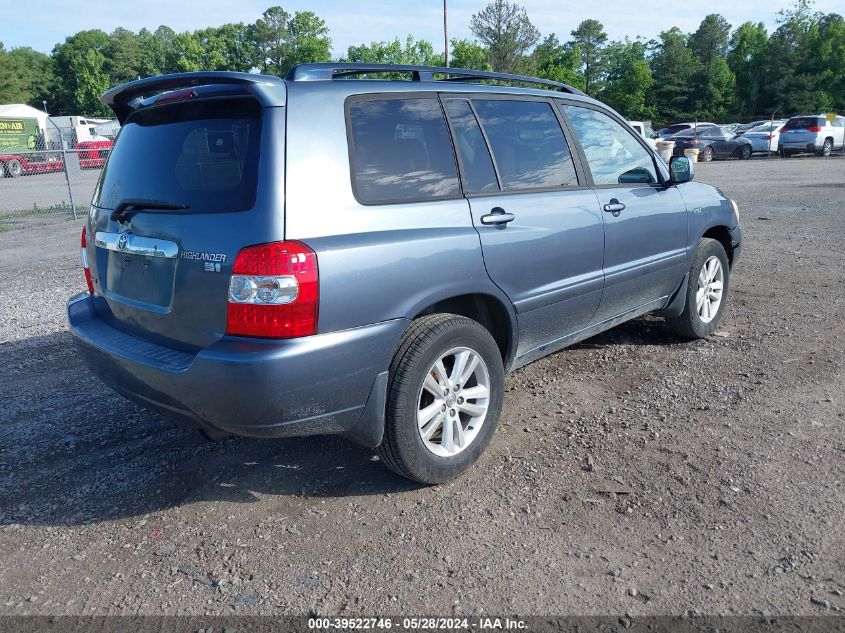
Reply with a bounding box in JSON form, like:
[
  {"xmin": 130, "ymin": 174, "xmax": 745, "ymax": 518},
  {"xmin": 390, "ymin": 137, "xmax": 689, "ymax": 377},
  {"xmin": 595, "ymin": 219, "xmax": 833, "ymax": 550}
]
[
  {"xmin": 348, "ymin": 97, "xmax": 460, "ymax": 204},
  {"xmin": 785, "ymin": 117, "xmax": 822, "ymax": 130},
  {"xmin": 94, "ymin": 98, "xmax": 261, "ymax": 212}
]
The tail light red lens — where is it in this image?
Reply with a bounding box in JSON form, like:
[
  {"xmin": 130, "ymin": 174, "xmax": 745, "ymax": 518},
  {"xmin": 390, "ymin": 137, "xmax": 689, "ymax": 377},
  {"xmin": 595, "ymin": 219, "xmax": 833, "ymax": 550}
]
[
  {"xmin": 155, "ymin": 88, "xmax": 197, "ymax": 105},
  {"xmin": 806, "ymin": 126, "xmax": 822, "ymax": 133},
  {"xmin": 225, "ymin": 241, "xmax": 319, "ymax": 338},
  {"xmin": 81, "ymin": 226, "xmax": 95, "ymax": 294}
]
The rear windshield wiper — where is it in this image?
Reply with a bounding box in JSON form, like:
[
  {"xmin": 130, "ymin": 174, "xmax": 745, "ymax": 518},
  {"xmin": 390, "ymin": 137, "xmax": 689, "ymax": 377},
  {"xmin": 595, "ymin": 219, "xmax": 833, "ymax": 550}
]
[{"xmin": 111, "ymin": 199, "xmax": 189, "ymax": 223}]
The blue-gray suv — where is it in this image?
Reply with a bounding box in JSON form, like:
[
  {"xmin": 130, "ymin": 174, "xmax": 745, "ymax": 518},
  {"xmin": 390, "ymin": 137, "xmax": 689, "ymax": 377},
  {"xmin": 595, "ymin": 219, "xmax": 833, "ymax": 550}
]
[{"xmin": 68, "ymin": 64, "xmax": 742, "ymax": 484}]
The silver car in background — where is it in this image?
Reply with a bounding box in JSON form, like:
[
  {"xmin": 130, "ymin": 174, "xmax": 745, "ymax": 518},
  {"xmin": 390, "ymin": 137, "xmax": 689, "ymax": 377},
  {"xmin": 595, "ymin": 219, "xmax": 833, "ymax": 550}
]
[
  {"xmin": 738, "ymin": 121, "xmax": 787, "ymax": 155},
  {"xmin": 778, "ymin": 114, "xmax": 845, "ymax": 157}
]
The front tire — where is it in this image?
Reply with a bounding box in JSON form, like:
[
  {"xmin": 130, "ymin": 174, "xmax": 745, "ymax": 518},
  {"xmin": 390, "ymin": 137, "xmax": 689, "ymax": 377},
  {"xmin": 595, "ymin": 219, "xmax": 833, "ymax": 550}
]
[
  {"xmin": 740, "ymin": 144, "xmax": 752, "ymax": 160},
  {"xmin": 665, "ymin": 238, "xmax": 730, "ymax": 339},
  {"xmin": 376, "ymin": 314, "xmax": 504, "ymax": 484}
]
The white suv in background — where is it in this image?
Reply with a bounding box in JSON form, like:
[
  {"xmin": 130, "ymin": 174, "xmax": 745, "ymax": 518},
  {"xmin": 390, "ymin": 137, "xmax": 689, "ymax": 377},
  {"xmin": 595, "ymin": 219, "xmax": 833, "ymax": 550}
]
[{"xmin": 778, "ymin": 115, "xmax": 845, "ymax": 157}]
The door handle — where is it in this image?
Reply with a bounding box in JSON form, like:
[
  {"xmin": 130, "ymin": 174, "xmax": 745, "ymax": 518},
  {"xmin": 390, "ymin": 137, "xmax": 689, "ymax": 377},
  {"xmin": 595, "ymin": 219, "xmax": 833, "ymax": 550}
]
[
  {"xmin": 480, "ymin": 207, "xmax": 516, "ymax": 225},
  {"xmin": 603, "ymin": 199, "xmax": 626, "ymax": 216}
]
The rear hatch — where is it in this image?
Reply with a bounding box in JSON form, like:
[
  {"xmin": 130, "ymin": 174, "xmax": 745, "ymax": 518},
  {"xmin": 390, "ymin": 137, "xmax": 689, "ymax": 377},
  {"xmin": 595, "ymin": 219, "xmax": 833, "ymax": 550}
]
[
  {"xmin": 781, "ymin": 117, "xmax": 822, "ymax": 144},
  {"xmin": 87, "ymin": 92, "xmax": 284, "ymax": 351}
]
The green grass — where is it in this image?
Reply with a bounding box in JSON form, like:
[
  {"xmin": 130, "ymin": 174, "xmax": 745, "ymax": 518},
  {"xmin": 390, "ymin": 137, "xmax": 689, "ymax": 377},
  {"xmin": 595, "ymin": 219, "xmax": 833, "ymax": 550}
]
[{"xmin": 0, "ymin": 203, "xmax": 84, "ymax": 232}]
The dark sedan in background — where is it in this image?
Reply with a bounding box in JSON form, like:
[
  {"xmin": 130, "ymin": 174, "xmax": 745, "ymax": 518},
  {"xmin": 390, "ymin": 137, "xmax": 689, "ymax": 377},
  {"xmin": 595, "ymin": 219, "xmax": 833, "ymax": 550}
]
[{"xmin": 672, "ymin": 126, "xmax": 753, "ymax": 161}]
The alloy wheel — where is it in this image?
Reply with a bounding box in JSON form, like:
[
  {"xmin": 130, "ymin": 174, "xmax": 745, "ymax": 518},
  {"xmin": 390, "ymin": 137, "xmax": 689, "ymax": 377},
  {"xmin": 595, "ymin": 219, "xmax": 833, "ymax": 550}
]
[
  {"xmin": 696, "ymin": 256, "xmax": 724, "ymax": 324},
  {"xmin": 417, "ymin": 346, "xmax": 491, "ymax": 458}
]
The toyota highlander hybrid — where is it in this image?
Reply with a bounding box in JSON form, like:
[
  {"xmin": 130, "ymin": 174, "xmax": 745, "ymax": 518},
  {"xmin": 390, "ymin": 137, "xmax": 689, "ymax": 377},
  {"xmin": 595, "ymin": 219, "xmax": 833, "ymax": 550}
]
[{"xmin": 68, "ymin": 64, "xmax": 742, "ymax": 484}]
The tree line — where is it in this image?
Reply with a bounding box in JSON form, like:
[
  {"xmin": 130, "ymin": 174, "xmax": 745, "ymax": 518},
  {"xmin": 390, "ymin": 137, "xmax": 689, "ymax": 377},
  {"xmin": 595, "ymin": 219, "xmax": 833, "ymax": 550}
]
[{"xmin": 0, "ymin": 0, "xmax": 842, "ymax": 125}]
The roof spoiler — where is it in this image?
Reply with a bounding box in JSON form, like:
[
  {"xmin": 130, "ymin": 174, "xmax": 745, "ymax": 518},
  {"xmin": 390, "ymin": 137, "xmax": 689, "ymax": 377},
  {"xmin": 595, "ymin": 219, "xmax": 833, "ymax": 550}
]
[
  {"xmin": 286, "ymin": 63, "xmax": 587, "ymax": 96},
  {"xmin": 101, "ymin": 72, "xmax": 287, "ymax": 124}
]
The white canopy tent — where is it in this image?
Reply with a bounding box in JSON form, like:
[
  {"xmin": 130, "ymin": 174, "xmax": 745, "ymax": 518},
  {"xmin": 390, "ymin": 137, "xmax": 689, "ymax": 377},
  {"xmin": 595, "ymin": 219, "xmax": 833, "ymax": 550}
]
[{"xmin": 0, "ymin": 103, "xmax": 49, "ymax": 133}]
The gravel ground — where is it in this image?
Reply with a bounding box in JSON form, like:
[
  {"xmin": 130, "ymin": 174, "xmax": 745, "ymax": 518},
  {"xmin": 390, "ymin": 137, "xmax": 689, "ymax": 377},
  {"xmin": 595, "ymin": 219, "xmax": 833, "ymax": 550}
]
[{"xmin": 0, "ymin": 157, "xmax": 843, "ymax": 617}]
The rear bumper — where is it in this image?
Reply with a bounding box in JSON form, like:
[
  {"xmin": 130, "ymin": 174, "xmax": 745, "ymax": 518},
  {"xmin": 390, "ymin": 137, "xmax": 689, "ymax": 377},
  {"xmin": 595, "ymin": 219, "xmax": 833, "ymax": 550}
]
[
  {"xmin": 67, "ymin": 293, "xmax": 406, "ymax": 443},
  {"xmin": 748, "ymin": 139, "xmax": 772, "ymax": 152},
  {"xmin": 779, "ymin": 140, "xmax": 818, "ymax": 151}
]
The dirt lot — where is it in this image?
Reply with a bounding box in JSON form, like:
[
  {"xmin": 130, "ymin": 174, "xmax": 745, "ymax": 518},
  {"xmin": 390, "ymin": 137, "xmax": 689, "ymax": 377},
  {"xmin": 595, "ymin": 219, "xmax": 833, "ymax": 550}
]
[{"xmin": 0, "ymin": 157, "xmax": 843, "ymax": 618}]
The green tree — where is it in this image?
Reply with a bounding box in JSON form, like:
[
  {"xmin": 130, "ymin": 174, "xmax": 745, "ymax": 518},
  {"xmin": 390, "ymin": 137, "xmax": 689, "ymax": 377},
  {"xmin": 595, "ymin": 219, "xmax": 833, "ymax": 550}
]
[
  {"xmin": 169, "ymin": 32, "xmax": 204, "ymax": 72},
  {"xmin": 450, "ymin": 39, "xmax": 490, "ymax": 70},
  {"xmin": 469, "ymin": 0, "xmax": 540, "ymax": 73},
  {"xmin": 570, "ymin": 19, "xmax": 607, "ymax": 95},
  {"xmin": 690, "ymin": 56, "xmax": 736, "ymax": 119},
  {"xmin": 530, "ymin": 34, "xmax": 582, "ymax": 88},
  {"xmin": 136, "ymin": 26, "xmax": 176, "ymax": 76},
  {"xmin": 0, "ymin": 44, "xmax": 29, "ymax": 103},
  {"xmin": 286, "ymin": 11, "xmax": 331, "ymax": 71},
  {"xmin": 689, "ymin": 14, "xmax": 732, "ymax": 63},
  {"xmin": 254, "ymin": 7, "xmax": 331, "ymax": 76},
  {"xmin": 649, "ymin": 27, "xmax": 698, "ymax": 122},
  {"xmin": 105, "ymin": 28, "xmax": 143, "ymax": 84},
  {"xmin": 685, "ymin": 14, "xmax": 735, "ymax": 119},
  {"xmin": 52, "ymin": 30, "xmax": 111, "ymax": 115},
  {"xmin": 727, "ymin": 22, "xmax": 769, "ymax": 117},
  {"xmin": 599, "ymin": 40, "xmax": 653, "ymax": 119},
  {"xmin": 808, "ymin": 13, "xmax": 845, "ymax": 111},
  {"xmin": 192, "ymin": 23, "xmax": 258, "ymax": 72},
  {"xmin": 0, "ymin": 46, "xmax": 54, "ymax": 108},
  {"xmin": 346, "ymin": 36, "xmax": 441, "ymax": 66},
  {"xmin": 761, "ymin": 0, "xmax": 821, "ymax": 114},
  {"xmin": 254, "ymin": 6, "xmax": 290, "ymax": 74}
]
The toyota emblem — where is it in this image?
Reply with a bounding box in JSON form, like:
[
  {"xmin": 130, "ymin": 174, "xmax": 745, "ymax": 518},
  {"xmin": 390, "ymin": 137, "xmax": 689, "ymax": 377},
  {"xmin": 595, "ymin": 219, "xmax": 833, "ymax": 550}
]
[{"xmin": 117, "ymin": 233, "xmax": 128, "ymax": 250}]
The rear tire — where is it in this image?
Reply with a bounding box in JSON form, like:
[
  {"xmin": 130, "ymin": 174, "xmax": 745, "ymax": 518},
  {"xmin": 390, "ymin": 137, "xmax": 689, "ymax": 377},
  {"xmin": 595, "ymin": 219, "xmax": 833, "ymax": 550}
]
[
  {"xmin": 665, "ymin": 238, "xmax": 730, "ymax": 339},
  {"xmin": 6, "ymin": 159, "xmax": 22, "ymax": 177},
  {"xmin": 376, "ymin": 314, "xmax": 504, "ymax": 484},
  {"xmin": 819, "ymin": 139, "xmax": 833, "ymax": 157},
  {"xmin": 701, "ymin": 146, "xmax": 714, "ymax": 162}
]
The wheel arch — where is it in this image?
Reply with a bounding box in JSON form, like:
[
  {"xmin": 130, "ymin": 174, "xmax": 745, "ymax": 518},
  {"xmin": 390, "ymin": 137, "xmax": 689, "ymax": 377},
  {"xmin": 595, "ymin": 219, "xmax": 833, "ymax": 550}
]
[
  {"xmin": 702, "ymin": 225, "xmax": 735, "ymax": 267},
  {"xmin": 413, "ymin": 292, "xmax": 517, "ymax": 371}
]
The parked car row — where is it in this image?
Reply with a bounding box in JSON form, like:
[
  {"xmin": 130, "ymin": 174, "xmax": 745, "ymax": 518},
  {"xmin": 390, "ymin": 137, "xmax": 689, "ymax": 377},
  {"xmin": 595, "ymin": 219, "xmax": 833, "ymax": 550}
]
[{"xmin": 654, "ymin": 114, "xmax": 845, "ymax": 161}]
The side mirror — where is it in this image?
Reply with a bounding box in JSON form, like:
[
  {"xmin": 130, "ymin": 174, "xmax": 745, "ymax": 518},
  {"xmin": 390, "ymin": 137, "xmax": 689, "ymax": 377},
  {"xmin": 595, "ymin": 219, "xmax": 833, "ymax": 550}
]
[{"xmin": 669, "ymin": 155, "xmax": 694, "ymax": 185}]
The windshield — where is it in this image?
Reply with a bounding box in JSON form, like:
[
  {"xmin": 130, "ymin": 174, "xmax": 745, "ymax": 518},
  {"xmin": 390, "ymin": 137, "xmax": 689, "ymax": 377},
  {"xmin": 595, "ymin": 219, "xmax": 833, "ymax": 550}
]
[{"xmin": 94, "ymin": 98, "xmax": 262, "ymax": 212}]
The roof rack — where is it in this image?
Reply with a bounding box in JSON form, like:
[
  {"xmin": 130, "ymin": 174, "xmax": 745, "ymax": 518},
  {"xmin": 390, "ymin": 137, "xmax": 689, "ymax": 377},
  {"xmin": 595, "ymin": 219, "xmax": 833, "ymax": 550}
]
[{"xmin": 285, "ymin": 63, "xmax": 587, "ymax": 96}]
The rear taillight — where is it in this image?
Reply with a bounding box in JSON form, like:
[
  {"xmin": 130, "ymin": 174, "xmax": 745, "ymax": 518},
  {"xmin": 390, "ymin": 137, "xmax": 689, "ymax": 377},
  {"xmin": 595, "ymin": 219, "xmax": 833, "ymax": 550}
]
[
  {"xmin": 81, "ymin": 226, "xmax": 95, "ymax": 294},
  {"xmin": 806, "ymin": 126, "xmax": 822, "ymax": 133},
  {"xmin": 155, "ymin": 88, "xmax": 197, "ymax": 105},
  {"xmin": 225, "ymin": 241, "xmax": 319, "ymax": 338}
]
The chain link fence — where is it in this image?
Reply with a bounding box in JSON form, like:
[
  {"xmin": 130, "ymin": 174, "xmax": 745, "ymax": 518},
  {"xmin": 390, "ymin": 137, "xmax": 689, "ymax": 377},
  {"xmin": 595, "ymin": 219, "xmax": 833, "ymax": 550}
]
[{"xmin": 0, "ymin": 119, "xmax": 113, "ymax": 232}]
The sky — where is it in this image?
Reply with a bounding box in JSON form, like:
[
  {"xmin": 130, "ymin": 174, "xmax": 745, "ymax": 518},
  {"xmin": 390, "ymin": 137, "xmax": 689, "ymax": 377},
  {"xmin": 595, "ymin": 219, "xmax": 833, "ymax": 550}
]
[{"xmin": 1, "ymin": 0, "xmax": 843, "ymax": 56}]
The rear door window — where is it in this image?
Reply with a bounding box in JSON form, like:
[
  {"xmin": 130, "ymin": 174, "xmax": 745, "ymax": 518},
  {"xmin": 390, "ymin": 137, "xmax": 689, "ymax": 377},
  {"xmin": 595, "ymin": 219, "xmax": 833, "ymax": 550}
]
[
  {"xmin": 471, "ymin": 100, "xmax": 578, "ymax": 191},
  {"xmin": 95, "ymin": 98, "xmax": 261, "ymax": 212},
  {"xmin": 561, "ymin": 105, "xmax": 658, "ymax": 186},
  {"xmin": 347, "ymin": 97, "xmax": 460, "ymax": 204},
  {"xmin": 442, "ymin": 98, "xmax": 499, "ymax": 194}
]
